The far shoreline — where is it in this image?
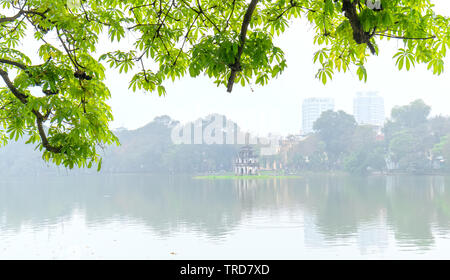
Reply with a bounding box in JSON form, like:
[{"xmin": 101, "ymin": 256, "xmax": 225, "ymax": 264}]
[{"xmin": 193, "ymin": 175, "xmax": 302, "ymax": 180}]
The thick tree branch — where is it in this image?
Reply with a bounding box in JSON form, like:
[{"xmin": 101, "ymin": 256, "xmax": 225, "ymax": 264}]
[
  {"xmin": 0, "ymin": 68, "xmax": 28, "ymax": 103},
  {"xmin": 0, "ymin": 8, "xmax": 48, "ymax": 23},
  {"xmin": 0, "ymin": 68, "xmax": 62, "ymax": 154},
  {"xmin": 227, "ymin": 0, "xmax": 259, "ymax": 93},
  {"xmin": 34, "ymin": 110, "xmax": 62, "ymax": 153},
  {"xmin": 0, "ymin": 58, "xmax": 27, "ymax": 70},
  {"xmin": 0, "ymin": 11, "xmax": 24, "ymax": 23},
  {"xmin": 0, "ymin": 58, "xmax": 59, "ymax": 95},
  {"xmin": 342, "ymin": 0, "xmax": 376, "ymax": 55}
]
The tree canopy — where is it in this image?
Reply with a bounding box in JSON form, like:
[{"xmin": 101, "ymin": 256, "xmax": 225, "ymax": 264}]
[
  {"xmin": 391, "ymin": 99, "xmax": 431, "ymax": 128},
  {"xmin": 313, "ymin": 110, "xmax": 357, "ymax": 161},
  {"xmin": 1, "ymin": 0, "xmax": 449, "ymax": 169}
]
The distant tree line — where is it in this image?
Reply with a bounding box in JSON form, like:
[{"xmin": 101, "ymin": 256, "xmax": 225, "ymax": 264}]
[
  {"xmin": 2, "ymin": 100, "xmax": 450, "ymax": 176},
  {"xmin": 286, "ymin": 100, "xmax": 450, "ymax": 174},
  {"xmin": 0, "ymin": 115, "xmax": 242, "ymax": 176}
]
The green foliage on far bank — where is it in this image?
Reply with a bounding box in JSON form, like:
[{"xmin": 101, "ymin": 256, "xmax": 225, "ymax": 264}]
[
  {"xmin": 0, "ymin": 115, "xmax": 243, "ymax": 176},
  {"xmin": 2, "ymin": 100, "xmax": 450, "ymax": 176},
  {"xmin": 286, "ymin": 99, "xmax": 450, "ymax": 175}
]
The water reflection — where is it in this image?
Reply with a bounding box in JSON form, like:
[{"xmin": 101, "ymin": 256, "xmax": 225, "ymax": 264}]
[{"xmin": 1, "ymin": 174, "xmax": 450, "ymax": 256}]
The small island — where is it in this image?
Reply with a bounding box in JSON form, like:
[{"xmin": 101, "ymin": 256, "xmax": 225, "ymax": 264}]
[{"xmin": 194, "ymin": 146, "xmax": 302, "ymax": 180}]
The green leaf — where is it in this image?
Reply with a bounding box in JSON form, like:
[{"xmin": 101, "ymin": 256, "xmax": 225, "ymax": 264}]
[{"xmin": 97, "ymin": 158, "xmax": 103, "ymax": 172}]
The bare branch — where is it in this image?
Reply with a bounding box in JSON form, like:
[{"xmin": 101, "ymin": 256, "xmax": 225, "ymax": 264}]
[{"xmin": 375, "ymin": 33, "xmax": 436, "ymax": 40}]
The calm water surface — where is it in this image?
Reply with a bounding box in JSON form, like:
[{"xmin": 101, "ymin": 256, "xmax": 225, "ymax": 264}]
[{"xmin": 1, "ymin": 174, "xmax": 450, "ymax": 259}]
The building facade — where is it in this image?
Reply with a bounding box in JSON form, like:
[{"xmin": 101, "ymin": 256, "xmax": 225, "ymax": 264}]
[
  {"xmin": 302, "ymin": 98, "xmax": 335, "ymax": 135},
  {"xmin": 353, "ymin": 92, "xmax": 385, "ymax": 127},
  {"xmin": 234, "ymin": 146, "xmax": 259, "ymax": 175}
]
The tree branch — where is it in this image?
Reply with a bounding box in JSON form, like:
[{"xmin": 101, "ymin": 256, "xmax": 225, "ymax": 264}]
[
  {"xmin": 374, "ymin": 33, "xmax": 436, "ymax": 40},
  {"xmin": 0, "ymin": 8, "xmax": 49, "ymax": 23},
  {"xmin": 0, "ymin": 68, "xmax": 62, "ymax": 154},
  {"xmin": 0, "ymin": 10, "xmax": 24, "ymax": 23},
  {"xmin": 342, "ymin": 0, "xmax": 376, "ymax": 55},
  {"xmin": 195, "ymin": 0, "xmax": 221, "ymax": 33},
  {"xmin": 173, "ymin": 14, "xmax": 200, "ymax": 66},
  {"xmin": 227, "ymin": 0, "xmax": 259, "ymax": 93},
  {"xmin": 0, "ymin": 58, "xmax": 27, "ymax": 70},
  {"xmin": 0, "ymin": 68, "xmax": 28, "ymax": 103},
  {"xmin": 224, "ymin": 0, "xmax": 236, "ymax": 31},
  {"xmin": 34, "ymin": 110, "xmax": 62, "ymax": 153}
]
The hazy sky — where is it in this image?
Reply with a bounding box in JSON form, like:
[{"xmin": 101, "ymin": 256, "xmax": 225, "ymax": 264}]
[
  {"xmin": 9, "ymin": 1, "xmax": 450, "ymax": 136},
  {"xmin": 104, "ymin": 0, "xmax": 450, "ymax": 136}
]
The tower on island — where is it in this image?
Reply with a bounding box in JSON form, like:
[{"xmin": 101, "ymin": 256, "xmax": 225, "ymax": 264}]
[{"xmin": 234, "ymin": 146, "xmax": 259, "ymax": 176}]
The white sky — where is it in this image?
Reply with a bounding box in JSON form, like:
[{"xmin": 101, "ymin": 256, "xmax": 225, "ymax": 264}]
[
  {"xmin": 7, "ymin": 1, "xmax": 450, "ymax": 136},
  {"xmin": 105, "ymin": 0, "xmax": 450, "ymax": 136}
]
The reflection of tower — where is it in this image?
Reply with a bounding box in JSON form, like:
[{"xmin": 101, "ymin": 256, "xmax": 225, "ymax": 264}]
[
  {"xmin": 431, "ymin": 176, "xmax": 445, "ymax": 196},
  {"xmin": 386, "ymin": 176, "xmax": 395, "ymax": 196},
  {"xmin": 233, "ymin": 179, "xmax": 259, "ymax": 200}
]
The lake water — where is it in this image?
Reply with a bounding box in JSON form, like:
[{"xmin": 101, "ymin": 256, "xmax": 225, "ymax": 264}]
[{"xmin": 1, "ymin": 174, "xmax": 450, "ymax": 259}]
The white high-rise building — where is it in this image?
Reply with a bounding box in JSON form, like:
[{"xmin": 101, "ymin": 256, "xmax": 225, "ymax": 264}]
[
  {"xmin": 302, "ymin": 98, "xmax": 335, "ymax": 135},
  {"xmin": 353, "ymin": 92, "xmax": 385, "ymax": 127}
]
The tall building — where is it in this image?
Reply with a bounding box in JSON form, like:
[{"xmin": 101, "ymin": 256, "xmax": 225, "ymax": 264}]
[
  {"xmin": 302, "ymin": 98, "xmax": 335, "ymax": 135},
  {"xmin": 353, "ymin": 92, "xmax": 385, "ymax": 127}
]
